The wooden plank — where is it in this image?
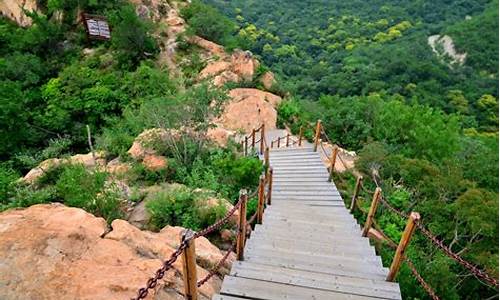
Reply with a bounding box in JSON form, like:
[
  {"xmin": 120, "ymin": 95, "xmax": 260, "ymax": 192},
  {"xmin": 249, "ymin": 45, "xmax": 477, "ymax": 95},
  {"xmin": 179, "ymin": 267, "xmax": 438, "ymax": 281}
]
[
  {"xmin": 221, "ymin": 276, "xmax": 384, "ymax": 300},
  {"xmin": 249, "ymin": 231, "xmax": 371, "ymax": 249},
  {"xmin": 255, "ymin": 222, "xmax": 361, "ymax": 236},
  {"xmin": 269, "ymin": 200, "xmax": 346, "ymax": 207},
  {"xmin": 245, "ymin": 240, "xmax": 380, "ymax": 264},
  {"xmin": 231, "ymin": 261, "xmax": 402, "ymax": 299},
  {"xmin": 244, "ymin": 255, "xmax": 388, "ymax": 281},
  {"xmin": 262, "ymin": 217, "xmax": 359, "ymax": 230}
]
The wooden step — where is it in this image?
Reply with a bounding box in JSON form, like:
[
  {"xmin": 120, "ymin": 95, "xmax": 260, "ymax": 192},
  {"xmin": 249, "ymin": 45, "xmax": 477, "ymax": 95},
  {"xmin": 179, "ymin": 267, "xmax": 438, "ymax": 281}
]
[
  {"xmin": 246, "ymin": 237, "xmax": 377, "ymax": 262},
  {"xmin": 220, "ymin": 276, "xmax": 383, "ymax": 300},
  {"xmin": 230, "ymin": 262, "xmax": 401, "ymax": 299}
]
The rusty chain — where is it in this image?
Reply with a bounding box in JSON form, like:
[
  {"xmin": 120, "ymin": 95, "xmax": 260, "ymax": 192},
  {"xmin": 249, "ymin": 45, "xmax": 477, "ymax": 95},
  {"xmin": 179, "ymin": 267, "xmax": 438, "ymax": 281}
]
[
  {"xmin": 404, "ymin": 256, "xmax": 440, "ymax": 300},
  {"xmin": 379, "ymin": 196, "xmax": 409, "ymax": 220},
  {"xmin": 197, "ymin": 243, "xmax": 235, "ymax": 287},
  {"xmin": 414, "ymin": 220, "xmax": 498, "ymax": 287},
  {"xmin": 132, "ymin": 236, "xmax": 190, "ymax": 300}
]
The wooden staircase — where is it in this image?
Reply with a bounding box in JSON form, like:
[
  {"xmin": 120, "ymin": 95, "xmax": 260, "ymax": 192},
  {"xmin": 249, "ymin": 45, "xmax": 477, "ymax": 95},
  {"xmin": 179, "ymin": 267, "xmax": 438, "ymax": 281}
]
[{"xmin": 213, "ymin": 146, "xmax": 402, "ymax": 300}]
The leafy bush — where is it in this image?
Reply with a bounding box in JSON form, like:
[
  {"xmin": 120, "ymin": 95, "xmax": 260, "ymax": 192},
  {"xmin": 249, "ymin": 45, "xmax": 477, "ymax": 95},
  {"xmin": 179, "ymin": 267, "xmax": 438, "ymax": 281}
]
[
  {"xmin": 55, "ymin": 164, "xmax": 123, "ymax": 222},
  {"xmin": 181, "ymin": 0, "xmax": 240, "ymax": 48},
  {"xmin": 146, "ymin": 187, "xmax": 227, "ymax": 231},
  {"xmin": 175, "ymin": 148, "xmax": 263, "ymax": 200},
  {"xmin": 0, "ymin": 165, "xmax": 19, "ymax": 204}
]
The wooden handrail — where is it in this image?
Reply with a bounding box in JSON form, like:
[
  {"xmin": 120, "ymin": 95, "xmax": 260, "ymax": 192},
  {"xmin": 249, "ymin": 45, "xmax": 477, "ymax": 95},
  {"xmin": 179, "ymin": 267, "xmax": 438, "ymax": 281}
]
[
  {"xmin": 362, "ymin": 187, "xmax": 381, "ymax": 237},
  {"xmin": 313, "ymin": 120, "xmax": 322, "ymax": 152},
  {"xmin": 298, "ymin": 126, "xmax": 304, "ymax": 146},
  {"xmin": 267, "ymin": 167, "xmax": 273, "ymax": 205},
  {"xmin": 350, "ymin": 176, "xmax": 363, "ymax": 213},
  {"xmin": 257, "ymin": 175, "xmax": 265, "ymax": 224},
  {"xmin": 387, "ymin": 212, "xmax": 421, "ymax": 281},
  {"xmin": 236, "ymin": 190, "xmax": 248, "ymax": 261},
  {"xmin": 328, "ymin": 145, "xmax": 339, "ymax": 180},
  {"xmin": 181, "ymin": 230, "xmax": 198, "ymax": 300}
]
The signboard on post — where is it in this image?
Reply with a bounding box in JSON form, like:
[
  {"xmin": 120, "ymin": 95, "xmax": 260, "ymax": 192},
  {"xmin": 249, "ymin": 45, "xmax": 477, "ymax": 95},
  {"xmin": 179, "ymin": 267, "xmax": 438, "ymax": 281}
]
[{"xmin": 82, "ymin": 13, "xmax": 111, "ymax": 40}]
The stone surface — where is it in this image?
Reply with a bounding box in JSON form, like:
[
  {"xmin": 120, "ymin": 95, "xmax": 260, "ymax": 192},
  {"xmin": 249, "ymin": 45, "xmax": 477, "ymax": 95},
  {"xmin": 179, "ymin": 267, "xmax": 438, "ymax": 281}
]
[
  {"xmin": 207, "ymin": 126, "xmax": 235, "ymax": 147},
  {"xmin": 69, "ymin": 152, "xmax": 107, "ymax": 168},
  {"xmin": 199, "ymin": 61, "xmax": 232, "ymax": 80},
  {"xmin": 212, "ymin": 71, "xmax": 241, "ymax": 87},
  {"xmin": 218, "ymin": 88, "xmax": 282, "ymax": 133},
  {"xmin": 229, "ymin": 88, "xmax": 282, "ymax": 108},
  {"xmin": 0, "ymin": 204, "xmax": 224, "ymax": 300},
  {"xmin": 0, "ymin": 0, "xmax": 38, "ymax": 26},
  {"xmin": 21, "ymin": 158, "xmax": 62, "ymax": 184},
  {"xmin": 106, "ymin": 158, "xmax": 132, "ymax": 176},
  {"xmin": 142, "ymin": 154, "xmax": 168, "ymax": 171},
  {"xmin": 260, "ymin": 71, "xmax": 277, "ymax": 90},
  {"xmin": 230, "ymin": 50, "xmax": 259, "ymax": 82},
  {"xmin": 187, "ymin": 36, "xmax": 227, "ymax": 58}
]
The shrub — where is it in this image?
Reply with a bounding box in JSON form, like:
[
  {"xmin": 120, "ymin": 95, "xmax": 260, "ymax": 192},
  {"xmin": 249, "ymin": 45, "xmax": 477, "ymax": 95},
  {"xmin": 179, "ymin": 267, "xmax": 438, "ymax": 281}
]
[
  {"xmin": 0, "ymin": 165, "xmax": 19, "ymax": 204},
  {"xmin": 55, "ymin": 164, "xmax": 123, "ymax": 222},
  {"xmin": 146, "ymin": 187, "xmax": 227, "ymax": 231}
]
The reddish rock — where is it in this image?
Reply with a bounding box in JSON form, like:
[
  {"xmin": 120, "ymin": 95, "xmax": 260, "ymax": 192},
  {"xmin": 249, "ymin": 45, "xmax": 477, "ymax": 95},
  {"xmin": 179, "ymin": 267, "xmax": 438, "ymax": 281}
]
[
  {"xmin": 199, "ymin": 61, "xmax": 232, "ymax": 80},
  {"xmin": 229, "ymin": 88, "xmax": 282, "ymax": 107},
  {"xmin": 0, "ymin": 204, "xmax": 223, "ymax": 300},
  {"xmin": 142, "ymin": 154, "xmax": 168, "ymax": 171},
  {"xmin": 217, "ymin": 88, "xmax": 283, "ymax": 132},
  {"xmin": 231, "ymin": 50, "xmax": 259, "ymax": 81},
  {"xmin": 187, "ymin": 36, "xmax": 227, "ymax": 58},
  {"xmin": 213, "ymin": 71, "xmax": 241, "ymax": 87},
  {"xmin": 260, "ymin": 71, "xmax": 277, "ymax": 90},
  {"xmin": 207, "ymin": 126, "xmax": 235, "ymax": 147}
]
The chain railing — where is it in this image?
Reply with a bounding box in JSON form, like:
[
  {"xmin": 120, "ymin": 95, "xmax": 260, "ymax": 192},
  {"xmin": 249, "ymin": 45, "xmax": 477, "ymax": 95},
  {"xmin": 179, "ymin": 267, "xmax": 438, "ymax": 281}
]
[
  {"xmin": 132, "ymin": 138, "xmax": 274, "ymax": 300},
  {"xmin": 305, "ymin": 118, "xmax": 500, "ymax": 298}
]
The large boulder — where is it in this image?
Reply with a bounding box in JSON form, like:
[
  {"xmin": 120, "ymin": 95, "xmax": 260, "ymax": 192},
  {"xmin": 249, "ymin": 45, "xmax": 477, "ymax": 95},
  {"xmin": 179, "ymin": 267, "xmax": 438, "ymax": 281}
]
[
  {"xmin": 0, "ymin": 204, "xmax": 225, "ymax": 299},
  {"xmin": 218, "ymin": 88, "xmax": 282, "ymax": 132},
  {"xmin": 187, "ymin": 36, "xmax": 227, "ymax": 58},
  {"xmin": 230, "ymin": 50, "xmax": 259, "ymax": 81},
  {"xmin": 197, "ymin": 50, "xmax": 260, "ymax": 86},
  {"xmin": 260, "ymin": 71, "xmax": 277, "ymax": 91},
  {"xmin": 0, "ymin": 0, "xmax": 38, "ymax": 27},
  {"xmin": 21, "ymin": 152, "xmax": 107, "ymax": 184}
]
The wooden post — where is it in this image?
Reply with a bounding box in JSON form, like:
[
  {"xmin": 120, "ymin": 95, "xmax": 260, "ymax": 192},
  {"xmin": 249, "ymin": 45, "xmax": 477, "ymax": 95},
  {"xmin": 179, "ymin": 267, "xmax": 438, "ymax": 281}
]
[
  {"xmin": 277, "ymin": 137, "xmax": 281, "ymax": 148},
  {"xmin": 244, "ymin": 136, "xmax": 248, "ymax": 156},
  {"xmin": 298, "ymin": 126, "xmax": 304, "ymax": 146},
  {"xmin": 264, "ymin": 147, "xmax": 270, "ymax": 168},
  {"xmin": 251, "ymin": 129, "xmax": 256, "ymax": 148},
  {"xmin": 260, "ymin": 124, "xmax": 265, "ymax": 155},
  {"xmin": 271, "ymin": 141, "xmax": 274, "ymax": 148},
  {"xmin": 362, "ymin": 187, "xmax": 381, "ymax": 237},
  {"xmin": 267, "ymin": 167, "xmax": 273, "ymax": 205},
  {"xmin": 181, "ymin": 230, "xmax": 198, "ymax": 300},
  {"xmin": 286, "ymin": 134, "xmax": 290, "ymax": 147},
  {"xmin": 349, "ymin": 176, "xmax": 363, "ymax": 213},
  {"xmin": 387, "ymin": 212, "xmax": 421, "ymax": 281},
  {"xmin": 313, "ymin": 120, "xmax": 322, "ymax": 152},
  {"xmin": 328, "ymin": 145, "xmax": 339, "ymax": 180},
  {"xmin": 236, "ymin": 190, "xmax": 247, "ymax": 261},
  {"xmin": 257, "ymin": 175, "xmax": 265, "ymax": 224}
]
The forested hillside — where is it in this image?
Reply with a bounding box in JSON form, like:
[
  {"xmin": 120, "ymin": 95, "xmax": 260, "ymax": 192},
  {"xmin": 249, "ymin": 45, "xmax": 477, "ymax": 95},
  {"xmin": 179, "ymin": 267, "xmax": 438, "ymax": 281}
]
[{"xmin": 204, "ymin": 0, "xmax": 499, "ymax": 299}]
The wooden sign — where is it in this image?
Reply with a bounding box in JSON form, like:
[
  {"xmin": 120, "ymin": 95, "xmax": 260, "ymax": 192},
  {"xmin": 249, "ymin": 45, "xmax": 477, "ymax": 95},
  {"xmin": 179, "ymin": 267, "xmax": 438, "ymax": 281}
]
[{"xmin": 82, "ymin": 13, "xmax": 111, "ymax": 40}]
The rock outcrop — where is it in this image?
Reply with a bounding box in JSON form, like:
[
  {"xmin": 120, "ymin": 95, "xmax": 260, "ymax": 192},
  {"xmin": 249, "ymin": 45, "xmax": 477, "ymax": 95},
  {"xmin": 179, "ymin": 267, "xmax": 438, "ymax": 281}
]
[
  {"xmin": 428, "ymin": 35, "xmax": 467, "ymax": 66},
  {"xmin": 127, "ymin": 128, "xmax": 171, "ymax": 171},
  {"xmin": 217, "ymin": 88, "xmax": 282, "ymax": 132},
  {"xmin": 21, "ymin": 152, "xmax": 107, "ymax": 184},
  {"xmin": 0, "ymin": 0, "xmax": 38, "ymax": 27},
  {"xmin": 197, "ymin": 49, "xmax": 260, "ymax": 87},
  {"xmin": 0, "ymin": 204, "xmax": 229, "ymax": 300}
]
